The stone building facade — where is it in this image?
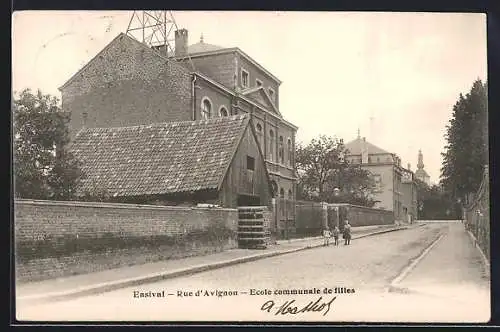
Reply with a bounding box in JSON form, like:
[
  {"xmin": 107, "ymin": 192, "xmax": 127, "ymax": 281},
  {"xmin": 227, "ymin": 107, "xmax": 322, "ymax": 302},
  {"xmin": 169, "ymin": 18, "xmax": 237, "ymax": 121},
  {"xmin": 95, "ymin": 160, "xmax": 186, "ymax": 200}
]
[{"xmin": 344, "ymin": 135, "xmax": 417, "ymax": 222}]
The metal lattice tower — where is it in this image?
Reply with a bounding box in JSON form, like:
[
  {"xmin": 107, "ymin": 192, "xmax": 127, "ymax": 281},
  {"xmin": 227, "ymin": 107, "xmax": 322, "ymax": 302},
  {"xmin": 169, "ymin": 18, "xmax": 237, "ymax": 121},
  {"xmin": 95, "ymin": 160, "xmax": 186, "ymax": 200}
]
[{"xmin": 125, "ymin": 11, "xmax": 195, "ymax": 70}]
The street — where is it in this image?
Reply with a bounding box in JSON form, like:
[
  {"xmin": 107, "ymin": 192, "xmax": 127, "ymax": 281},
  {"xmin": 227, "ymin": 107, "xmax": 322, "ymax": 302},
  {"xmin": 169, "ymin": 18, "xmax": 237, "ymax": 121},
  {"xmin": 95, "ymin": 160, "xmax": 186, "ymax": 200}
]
[{"xmin": 16, "ymin": 222, "xmax": 490, "ymax": 323}]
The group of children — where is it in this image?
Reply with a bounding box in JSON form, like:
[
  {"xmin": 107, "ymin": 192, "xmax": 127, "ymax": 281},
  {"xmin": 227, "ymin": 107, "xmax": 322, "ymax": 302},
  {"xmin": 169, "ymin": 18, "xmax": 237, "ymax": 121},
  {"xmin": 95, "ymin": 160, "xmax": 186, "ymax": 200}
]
[{"xmin": 323, "ymin": 220, "xmax": 352, "ymax": 246}]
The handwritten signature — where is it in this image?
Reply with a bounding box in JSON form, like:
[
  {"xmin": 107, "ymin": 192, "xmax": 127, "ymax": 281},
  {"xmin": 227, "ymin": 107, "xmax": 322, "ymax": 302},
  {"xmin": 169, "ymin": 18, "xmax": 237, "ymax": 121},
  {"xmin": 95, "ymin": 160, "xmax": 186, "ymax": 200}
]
[{"xmin": 261, "ymin": 296, "xmax": 336, "ymax": 316}]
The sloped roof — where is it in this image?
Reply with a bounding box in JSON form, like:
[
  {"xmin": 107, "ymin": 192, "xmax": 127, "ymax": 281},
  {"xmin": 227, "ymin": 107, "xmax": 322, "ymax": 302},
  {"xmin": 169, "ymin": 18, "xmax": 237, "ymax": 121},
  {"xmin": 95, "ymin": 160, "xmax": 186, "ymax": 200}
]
[
  {"xmin": 241, "ymin": 86, "xmax": 281, "ymax": 116},
  {"xmin": 70, "ymin": 115, "xmax": 250, "ymax": 197},
  {"xmin": 344, "ymin": 137, "xmax": 391, "ymax": 155},
  {"xmin": 188, "ymin": 41, "xmax": 225, "ymax": 54},
  {"xmin": 415, "ymin": 168, "xmax": 430, "ymax": 178}
]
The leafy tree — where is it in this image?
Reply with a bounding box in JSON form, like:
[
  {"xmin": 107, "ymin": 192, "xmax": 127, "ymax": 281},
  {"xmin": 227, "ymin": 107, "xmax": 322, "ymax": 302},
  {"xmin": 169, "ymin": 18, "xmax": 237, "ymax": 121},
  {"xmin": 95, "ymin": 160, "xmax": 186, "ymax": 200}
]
[
  {"xmin": 295, "ymin": 135, "xmax": 379, "ymax": 207},
  {"xmin": 13, "ymin": 89, "xmax": 82, "ymax": 200},
  {"xmin": 440, "ymin": 79, "xmax": 488, "ymax": 204},
  {"xmin": 416, "ymin": 179, "xmax": 458, "ymax": 219}
]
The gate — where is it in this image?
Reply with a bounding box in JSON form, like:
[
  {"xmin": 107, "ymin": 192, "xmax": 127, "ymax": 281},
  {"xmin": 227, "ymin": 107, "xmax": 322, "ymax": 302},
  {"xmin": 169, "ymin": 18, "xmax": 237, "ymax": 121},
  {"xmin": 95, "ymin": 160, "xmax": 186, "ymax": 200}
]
[{"xmin": 237, "ymin": 206, "xmax": 271, "ymax": 249}]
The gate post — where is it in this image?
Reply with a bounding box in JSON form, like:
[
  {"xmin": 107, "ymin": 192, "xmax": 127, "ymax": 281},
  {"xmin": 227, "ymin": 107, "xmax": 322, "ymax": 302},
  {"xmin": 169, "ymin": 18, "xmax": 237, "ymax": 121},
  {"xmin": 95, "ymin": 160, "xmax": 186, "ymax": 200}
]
[{"xmin": 321, "ymin": 202, "xmax": 329, "ymax": 230}]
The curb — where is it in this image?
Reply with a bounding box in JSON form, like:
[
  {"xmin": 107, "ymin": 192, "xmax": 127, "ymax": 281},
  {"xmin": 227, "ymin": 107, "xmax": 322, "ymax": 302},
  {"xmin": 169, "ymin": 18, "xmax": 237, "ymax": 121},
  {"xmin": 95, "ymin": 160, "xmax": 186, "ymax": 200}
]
[
  {"xmin": 18, "ymin": 226, "xmax": 411, "ymax": 304},
  {"xmin": 466, "ymin": 230, "xmax": 490, "ymax": 279},
  {"xmin": 387, "ymin": 231, "xmax": 445, "ymax": 293}
]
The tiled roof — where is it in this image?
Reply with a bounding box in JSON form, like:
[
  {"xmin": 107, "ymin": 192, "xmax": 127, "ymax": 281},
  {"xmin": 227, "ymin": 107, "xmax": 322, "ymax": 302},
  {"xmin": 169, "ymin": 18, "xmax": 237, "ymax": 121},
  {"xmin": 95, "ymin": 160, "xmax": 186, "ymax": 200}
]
[
  {"xmin": 70, "ymin": 115, "xmax": 250, "ymax": 197},
  {"xmin": 344, "ymin": 137, "xmax": 391, "ymax": 155}
]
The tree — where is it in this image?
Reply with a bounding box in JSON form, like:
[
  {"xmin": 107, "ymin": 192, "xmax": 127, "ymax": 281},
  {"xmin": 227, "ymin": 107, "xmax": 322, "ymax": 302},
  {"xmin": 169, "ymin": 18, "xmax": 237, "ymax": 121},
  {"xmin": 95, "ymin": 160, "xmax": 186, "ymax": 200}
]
[
  {"xmin": 295, "ymin": 135, "xmax": 379, "ymax": 207},
  {"xmin": 13, "ymin": 89, "xmax": 82, "ymax": 200},
  {"xmin": 440, "ymin": 79, "xmax": 488, "ymax": 204},
  {"xmin": 416, "ymin": 179, "xmax": 458, "ymax": 220}
]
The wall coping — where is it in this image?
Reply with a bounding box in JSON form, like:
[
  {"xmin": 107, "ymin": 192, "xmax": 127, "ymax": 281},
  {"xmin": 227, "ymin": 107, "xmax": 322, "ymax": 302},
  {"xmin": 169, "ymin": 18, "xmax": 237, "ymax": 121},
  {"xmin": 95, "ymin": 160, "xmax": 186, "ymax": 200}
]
[
  {"xmin": 14, "ymin": 199, "xmax": 238, "ymax": 213},
  {"xmin": 327, "ymin": 203, "xmax": 393, "ymax": 214}
]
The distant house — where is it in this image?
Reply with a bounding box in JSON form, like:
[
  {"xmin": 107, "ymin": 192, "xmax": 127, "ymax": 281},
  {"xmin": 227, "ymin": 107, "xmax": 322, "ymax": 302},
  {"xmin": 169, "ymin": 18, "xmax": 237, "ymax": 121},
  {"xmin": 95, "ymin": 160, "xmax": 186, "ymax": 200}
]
[
  {"xmin": 344, "ymin": 135, "xmax": 417, "ymax": 222},
  {"xmin": 69, "ymin": 114, "xmax": 273, "ymax": 208}
]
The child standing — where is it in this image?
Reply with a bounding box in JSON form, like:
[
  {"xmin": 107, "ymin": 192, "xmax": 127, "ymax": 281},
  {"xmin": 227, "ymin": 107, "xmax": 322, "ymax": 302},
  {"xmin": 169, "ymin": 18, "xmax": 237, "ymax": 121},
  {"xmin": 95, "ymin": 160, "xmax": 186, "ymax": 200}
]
[
  {"xmin": 332, "ymin": 226, "xmax": 340, "ymax": 246},
  {"xmin": 323, "ymin": 228, "xmax": 331, "ymax": 246},
  {"xmin": 343, "ymin": 220, "xmax": 352, "ymax": 245}
]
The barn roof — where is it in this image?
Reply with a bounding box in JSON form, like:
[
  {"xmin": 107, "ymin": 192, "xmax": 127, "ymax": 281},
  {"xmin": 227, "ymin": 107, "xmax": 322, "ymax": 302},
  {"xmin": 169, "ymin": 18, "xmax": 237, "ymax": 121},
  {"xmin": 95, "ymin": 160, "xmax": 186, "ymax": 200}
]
[{"xmin": 70, "ymin": 115, "xmax": 251, "ymax": 197}]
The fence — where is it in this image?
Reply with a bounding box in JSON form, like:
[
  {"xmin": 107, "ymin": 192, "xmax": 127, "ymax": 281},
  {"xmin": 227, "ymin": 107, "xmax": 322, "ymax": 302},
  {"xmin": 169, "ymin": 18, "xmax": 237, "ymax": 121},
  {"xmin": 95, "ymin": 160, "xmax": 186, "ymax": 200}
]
[{"xmin": 464, "ymin": 165, "xmax": 490, "ymax": 261}]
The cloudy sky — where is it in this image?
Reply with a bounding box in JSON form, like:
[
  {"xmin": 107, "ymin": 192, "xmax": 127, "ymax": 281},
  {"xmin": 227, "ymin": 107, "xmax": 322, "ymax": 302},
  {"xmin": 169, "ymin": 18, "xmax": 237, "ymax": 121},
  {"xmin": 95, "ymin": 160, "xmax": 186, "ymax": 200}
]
[{"xmin": 12, "ymin": 11, "xmax": 487, "ymax": 184}]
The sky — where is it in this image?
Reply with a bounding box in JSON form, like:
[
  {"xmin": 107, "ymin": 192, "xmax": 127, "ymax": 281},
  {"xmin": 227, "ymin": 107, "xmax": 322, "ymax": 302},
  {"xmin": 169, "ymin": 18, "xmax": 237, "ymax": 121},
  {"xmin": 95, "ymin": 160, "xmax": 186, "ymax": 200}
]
[{"xmin": 12, "ymin": 11, "xmax": 487, "ymax": 184}]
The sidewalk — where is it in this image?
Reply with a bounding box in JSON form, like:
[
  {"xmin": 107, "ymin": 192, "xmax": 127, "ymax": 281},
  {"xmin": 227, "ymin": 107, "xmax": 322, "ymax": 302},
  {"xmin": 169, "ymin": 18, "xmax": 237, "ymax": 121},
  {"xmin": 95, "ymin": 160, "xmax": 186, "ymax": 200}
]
[
  {"xmin": 392, "ymin": 223, "xmax": 490, "ymax": 309},
  {"xmin": 16, "ymin": 223, "xmax": 414, "ymax": 304}
]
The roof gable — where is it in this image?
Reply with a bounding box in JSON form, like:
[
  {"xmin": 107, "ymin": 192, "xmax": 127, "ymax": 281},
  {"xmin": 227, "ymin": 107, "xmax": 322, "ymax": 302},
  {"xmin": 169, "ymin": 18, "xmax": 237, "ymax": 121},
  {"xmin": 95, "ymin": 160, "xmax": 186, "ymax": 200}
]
[
  {"xmin": 344, "ymin": 137, "xmax": 391, "ymax": 155},
  {"xmin": 241, "ymin": 86, "xmax": 281, "ymax": 117},
  {"xmin": 70, "ymin": 115, "xmax": 250, "ymax": 197},
  {"xmin": 59, "ymin": 33, "xmax": 175, "ymax": 91}
]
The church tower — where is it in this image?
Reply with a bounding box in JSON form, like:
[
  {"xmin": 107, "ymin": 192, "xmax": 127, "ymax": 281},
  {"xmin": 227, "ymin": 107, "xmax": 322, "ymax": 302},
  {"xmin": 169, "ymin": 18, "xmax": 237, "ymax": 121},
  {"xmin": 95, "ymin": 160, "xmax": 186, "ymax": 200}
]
[{"xmin": 415, "ymin": 150, "xmax": 430, "ymax": 185}]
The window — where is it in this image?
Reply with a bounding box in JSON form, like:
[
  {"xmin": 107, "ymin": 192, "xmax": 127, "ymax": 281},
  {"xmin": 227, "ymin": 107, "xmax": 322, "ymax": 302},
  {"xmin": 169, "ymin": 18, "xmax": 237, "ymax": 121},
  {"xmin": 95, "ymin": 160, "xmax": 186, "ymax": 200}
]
[
  {"xmin": 269, "ymin": 129, "xmax": 275, "ymax": 161},
  {"xmin": 241, "ymin": 69, "xmax": 249, "ymax": 88},
  {"xmin": 280, "ymin": 188, "xmax": 285, "ymax": 198},
  {"xmin": 201, "ymin": 97, "xmax": 212, "ymax": 119},
  {"xmin": 219, "ymin": 106, "xmax": 228, "ymax": 117},
  {"xmin": 279, "ymin": 136, "xmax": 284, "ymax": 164},
  {"xmin": 256, "ymin": 79, "xmax": 263, "ymax": 87},
  {"xmin": 247, "ymin": 156, "xmax": 255, "ymax": 171},
  {"xmin": 268, "ymin": 88, "xmax": 275, "ymax": 102},
  {"xmin": 287, "ymin": 138, "xmax": 292, "ymax": 166},
  {"xmin": 288, "ymin": 189, "xmax": 293, "ymax": 200}
]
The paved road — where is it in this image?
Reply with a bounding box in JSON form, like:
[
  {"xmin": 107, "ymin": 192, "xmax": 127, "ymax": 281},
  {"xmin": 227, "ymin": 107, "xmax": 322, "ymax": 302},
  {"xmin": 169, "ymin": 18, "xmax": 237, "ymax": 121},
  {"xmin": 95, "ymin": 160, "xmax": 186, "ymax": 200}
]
[{"xmin": 16, "ymin": 222, "xmax": 489, "ymax": 323}]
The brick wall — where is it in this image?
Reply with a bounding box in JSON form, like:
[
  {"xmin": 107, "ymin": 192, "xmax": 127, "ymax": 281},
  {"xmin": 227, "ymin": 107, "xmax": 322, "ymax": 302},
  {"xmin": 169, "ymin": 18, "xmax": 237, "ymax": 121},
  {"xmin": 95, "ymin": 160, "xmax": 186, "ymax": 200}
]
[
  {"xmin": 293, "ymin": 201, "xmax": 395, "ymax": 239},
  {"xmin": 15, "ymin": 199, "xmax": 238, "ymax": 282},
  {"xmin": 185, "ymin": 52, "xmax": 237, "ymax": 90},
  {"xmin": 61, "ymin": 33, "xmax": 193, "ymax": 138}
]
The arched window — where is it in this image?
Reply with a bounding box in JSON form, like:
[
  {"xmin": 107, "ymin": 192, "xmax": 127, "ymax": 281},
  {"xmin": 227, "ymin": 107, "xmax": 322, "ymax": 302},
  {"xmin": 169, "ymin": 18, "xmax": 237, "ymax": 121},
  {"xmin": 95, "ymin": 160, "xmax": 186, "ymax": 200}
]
[
  {"xmin": 288, "ymin": 189, "xmax": 293, "ymax": 200},
  {"xmin": 219, "ymin": 106, "xmax": 228, "ymax": 117},
  {"xmin": 201, "ymin": 97, "xmax": 212, "ymax": 120},
  {"xmin": 279, "ymin": 136, "xmax": 284, "ymax": 164},
  {"xmin": 269, "ymin": 129, "xmax": 275, "ymax": 161},
  {"xmin": 287, "ymin": 138, "xmax": 292, "ymax": 166}
]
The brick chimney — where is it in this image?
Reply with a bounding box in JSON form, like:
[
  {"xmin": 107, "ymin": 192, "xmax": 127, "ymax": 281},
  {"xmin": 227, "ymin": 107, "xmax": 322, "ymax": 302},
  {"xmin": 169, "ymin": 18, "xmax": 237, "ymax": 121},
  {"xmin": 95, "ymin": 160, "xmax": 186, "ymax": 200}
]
[{"xmin": 175, "ymin": 29, "xmax": 188, "ymax": 57}]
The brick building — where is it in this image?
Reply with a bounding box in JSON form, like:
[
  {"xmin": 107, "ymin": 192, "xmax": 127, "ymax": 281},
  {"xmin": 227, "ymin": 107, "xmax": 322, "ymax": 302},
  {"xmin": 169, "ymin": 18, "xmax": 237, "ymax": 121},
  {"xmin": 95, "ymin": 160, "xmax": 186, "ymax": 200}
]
[
  {"xmin": 59, "ymin": 30, "xmax": 297, "ymax": 213},
  {"xmin": 344, "ymin": 134, "xmax": 417, "ymax": 222},
  {"xmin": 69, "ymin": 115, "xmax": 273, "ymax": 208}
]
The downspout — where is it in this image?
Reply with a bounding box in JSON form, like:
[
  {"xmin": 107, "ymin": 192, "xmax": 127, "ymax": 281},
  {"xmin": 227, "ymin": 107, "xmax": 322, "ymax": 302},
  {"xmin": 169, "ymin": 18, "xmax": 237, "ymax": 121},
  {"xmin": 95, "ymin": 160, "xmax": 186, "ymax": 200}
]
[{"xmin": 191, "ymin": 75, "xmax": 197, "ymax": 121}]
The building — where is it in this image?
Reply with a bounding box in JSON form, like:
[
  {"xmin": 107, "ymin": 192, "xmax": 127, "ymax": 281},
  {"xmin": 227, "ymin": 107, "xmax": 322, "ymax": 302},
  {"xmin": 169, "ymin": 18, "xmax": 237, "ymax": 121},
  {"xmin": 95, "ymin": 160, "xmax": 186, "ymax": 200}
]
[
  {"xmin": 401, "ymin": 164, "xmax": 418, "ymax": 222},
  {"xmin": 415, "ymin": 149, "xmax": 431, "ymax": 185},
  {"xmin": 344, "ymin": 134, "xmax": 417, "ymax": 222},
  {"xmin": 69, "ymin": 115, "xmax": 273, "ymax": 208},
  {"xmin": 59, "ymin": 30, "xmax": 297, "ymax": 214}
]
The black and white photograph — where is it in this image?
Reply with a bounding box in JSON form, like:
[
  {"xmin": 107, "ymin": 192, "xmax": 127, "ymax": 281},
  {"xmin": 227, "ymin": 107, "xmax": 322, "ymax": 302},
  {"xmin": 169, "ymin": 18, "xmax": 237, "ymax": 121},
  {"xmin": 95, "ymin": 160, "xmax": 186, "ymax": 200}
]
[{"xmin": 12, "ymin": 10, "xmax": 489, "ymax": 323}]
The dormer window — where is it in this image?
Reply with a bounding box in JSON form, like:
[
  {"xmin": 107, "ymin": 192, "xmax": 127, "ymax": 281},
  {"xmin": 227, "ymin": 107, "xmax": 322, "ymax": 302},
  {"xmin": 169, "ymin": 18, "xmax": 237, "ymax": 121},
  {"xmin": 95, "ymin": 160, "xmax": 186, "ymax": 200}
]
[
  {"xmin": 241, "ymin": 69, "xmax": 249, "ymax": 88},
  {"xmin": 256, "ymin": 79, "xmax": 263, "ymax": 87}
]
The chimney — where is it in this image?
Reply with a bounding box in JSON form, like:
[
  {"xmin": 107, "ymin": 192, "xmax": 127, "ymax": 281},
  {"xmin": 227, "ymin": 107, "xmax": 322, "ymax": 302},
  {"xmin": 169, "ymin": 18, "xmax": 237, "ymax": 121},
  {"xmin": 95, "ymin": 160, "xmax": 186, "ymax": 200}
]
[
  {"xmin": 175, "ymin": 29, "xmax": 188, "ymax": 57},
  {"xmin": 407, "ymin": 163, "xmax": 411, "ymax": 170}
]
